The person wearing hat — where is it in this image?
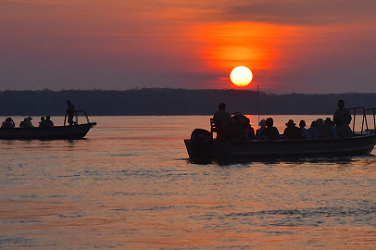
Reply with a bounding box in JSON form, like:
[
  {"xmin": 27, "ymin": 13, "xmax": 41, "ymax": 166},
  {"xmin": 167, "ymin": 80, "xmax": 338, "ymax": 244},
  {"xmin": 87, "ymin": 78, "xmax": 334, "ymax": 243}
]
[
  {"xmin": 23, "ymin": 117, "xmax": 34, "ymax": 128},
  {"xmin": 256, "ymin": 119, "xmax": 266, "ymax": 137},
  {"xmin": 283, "ymin": 119, "xmax": 303, "ymax": 139}
]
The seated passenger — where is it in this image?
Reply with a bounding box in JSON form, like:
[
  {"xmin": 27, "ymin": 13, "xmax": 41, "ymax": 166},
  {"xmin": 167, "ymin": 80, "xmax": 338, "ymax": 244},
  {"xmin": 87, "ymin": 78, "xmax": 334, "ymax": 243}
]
[
  {"xmin": 243, "ymin": 116, "xmax": 256, "ymax": 140},
  {"xmin": 305, "ymin": 121, "xmax": 318, "ymax": 140},
  {"xmin": 19, "ymin": 119, "xmax": 25, "ymax": 128},
  {"xmin": 283, "ymin": 119, "xmax": 303, "ymax": 139},
  {"xmin": 316, "ymin": 118, "xmax": 324, "ymax": 136},
  {"xmin": 299, "ymin": 120, "xmax": 307, "ymax": 138},
  {"xmin": 320, "ymin": 117, "xmax": 337, "ymax": 138},
  {"xmin": 259, "ymin": 117, "xmax": 279, "ymax": 140},
  {"xmin": 23, "ymin": 117, "xmax": 34, "ymax": 128},
  {"xmin": 228, "ymin": 112, "xmax": 245, "ymax": 141},
  {"xmin": 256, "ymin": 119, "xmax": 266, "ymax": 137},
  {"xmin": 228, "ymin": 113, "xmax": 256, "ymax": 141},
  {"xmin": 39, "ymin": 116, "xmax": 47, "ymax": 127},
  {"xmin": 45, "ymin": 115, "xmax": 54, "ymax": 127},
  {"xmin": 1, "ymin": 117, "xmax": 15, "ymax": 128}
]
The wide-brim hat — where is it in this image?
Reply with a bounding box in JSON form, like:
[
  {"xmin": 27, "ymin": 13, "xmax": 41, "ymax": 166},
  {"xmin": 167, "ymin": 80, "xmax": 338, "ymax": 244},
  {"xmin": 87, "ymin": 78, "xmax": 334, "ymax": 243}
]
[{"xmin": 285, "ymin": 119, "xmax": 296, "ymax": 126}]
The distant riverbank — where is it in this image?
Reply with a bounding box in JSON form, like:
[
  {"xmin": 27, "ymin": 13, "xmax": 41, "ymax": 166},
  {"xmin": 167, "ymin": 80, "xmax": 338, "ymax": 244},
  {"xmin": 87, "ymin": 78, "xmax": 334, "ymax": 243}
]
[{"xmin": 0, "ymin": 88, "xmax": 375, "ymax": 116}]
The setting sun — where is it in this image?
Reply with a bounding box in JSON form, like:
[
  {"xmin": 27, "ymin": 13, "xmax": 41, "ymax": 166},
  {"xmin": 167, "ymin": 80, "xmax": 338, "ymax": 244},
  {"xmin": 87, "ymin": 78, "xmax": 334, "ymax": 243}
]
[{"xmin": 230, "ymin": 66, "xmax": 253, "ymax": 86}]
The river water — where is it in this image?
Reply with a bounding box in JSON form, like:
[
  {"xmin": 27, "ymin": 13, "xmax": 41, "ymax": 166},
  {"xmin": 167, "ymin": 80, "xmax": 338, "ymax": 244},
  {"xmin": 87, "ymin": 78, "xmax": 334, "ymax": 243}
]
[{"xmin": 1, "ymin": 115, "xmax": 376, "ymax": 249}]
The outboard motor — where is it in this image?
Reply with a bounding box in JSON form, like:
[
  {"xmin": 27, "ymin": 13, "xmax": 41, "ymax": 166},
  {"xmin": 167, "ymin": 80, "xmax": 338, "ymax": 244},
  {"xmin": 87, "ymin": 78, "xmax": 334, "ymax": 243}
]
[{"xmin": 190, "ymin": 129, "xmax": 213, "ymax": 160}]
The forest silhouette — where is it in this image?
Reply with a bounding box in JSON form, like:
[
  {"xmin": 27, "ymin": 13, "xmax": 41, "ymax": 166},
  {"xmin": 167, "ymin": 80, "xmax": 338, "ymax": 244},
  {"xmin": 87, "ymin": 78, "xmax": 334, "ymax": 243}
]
[{"xmin": 0, "ymin": 88, "xmax": 375, "ymax": 116}]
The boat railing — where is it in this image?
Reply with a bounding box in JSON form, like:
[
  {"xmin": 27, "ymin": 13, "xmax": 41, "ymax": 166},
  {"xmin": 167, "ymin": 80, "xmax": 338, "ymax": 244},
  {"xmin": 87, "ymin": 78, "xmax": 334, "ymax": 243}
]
[
  {"xmin": 64, "ymin": 110, "xmax": 92, "ymax": 126},
  {"xmin": 348, "ymin": 107, "xmax": 366, "ymax": 134},
  {"xmin": 348, "ymin": 107, "xmax": 376, "ymax": 135},
  {"xmin": 364, "ymin": 108, "xmax": 376, "ymax": 134}
]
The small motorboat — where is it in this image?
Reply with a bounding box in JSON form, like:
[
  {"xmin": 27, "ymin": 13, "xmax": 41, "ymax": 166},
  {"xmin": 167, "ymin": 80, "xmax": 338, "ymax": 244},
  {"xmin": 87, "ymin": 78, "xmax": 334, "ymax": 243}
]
[
  {"xmin": 0, "ymin": 110, "xmax": 96, "ymax": 140},
  {"xmin": 184, "ymin": 107, "xmax": 376, "ymax": 162}
]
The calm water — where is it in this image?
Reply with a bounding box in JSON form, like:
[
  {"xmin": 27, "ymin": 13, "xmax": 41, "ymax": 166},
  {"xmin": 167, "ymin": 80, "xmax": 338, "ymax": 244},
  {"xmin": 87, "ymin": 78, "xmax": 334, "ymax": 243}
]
[{"xmin": 1, "ymin": 115, "xmax": 376, "ymax": 249}]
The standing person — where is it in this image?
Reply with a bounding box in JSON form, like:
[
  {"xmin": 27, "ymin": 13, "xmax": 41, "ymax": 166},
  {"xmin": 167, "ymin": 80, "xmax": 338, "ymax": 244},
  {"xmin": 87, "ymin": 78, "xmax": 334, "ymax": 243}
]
[
  {"xmin": 66, "ymin": 100, "xmax": 75, "ymax": 125},
  {"xmin": 212, "ymin": 103, "xmax": 231, "ymax": 140},
  {"xmin": 333, "ymin": 99, "xmax": 352, "ymax": 127},
  {"xmin": 335, "ymin": 120, "xmax": 353, "ymax": 138}
]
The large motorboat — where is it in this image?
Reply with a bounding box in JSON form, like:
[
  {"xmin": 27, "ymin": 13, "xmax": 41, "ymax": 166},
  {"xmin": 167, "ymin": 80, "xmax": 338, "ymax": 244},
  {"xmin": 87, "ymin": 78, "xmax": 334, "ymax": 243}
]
[{"xmin": 184, "ymin": 107, "xmax": 376, "ymax": 162}]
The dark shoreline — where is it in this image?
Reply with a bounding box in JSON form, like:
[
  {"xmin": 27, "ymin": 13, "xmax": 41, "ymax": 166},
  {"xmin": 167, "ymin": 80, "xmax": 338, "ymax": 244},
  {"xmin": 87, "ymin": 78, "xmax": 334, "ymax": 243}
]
[{"xmin": 0, "ymin": 88, "xmax": 375, "ymax": 116}]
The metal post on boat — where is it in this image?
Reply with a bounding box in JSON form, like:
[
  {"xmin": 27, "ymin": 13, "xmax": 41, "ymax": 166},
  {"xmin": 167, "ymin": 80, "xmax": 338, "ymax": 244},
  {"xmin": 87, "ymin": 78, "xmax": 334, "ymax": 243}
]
[{"xmin": 257, "ymin": 84, "xmax": 260, "ymax": 126}]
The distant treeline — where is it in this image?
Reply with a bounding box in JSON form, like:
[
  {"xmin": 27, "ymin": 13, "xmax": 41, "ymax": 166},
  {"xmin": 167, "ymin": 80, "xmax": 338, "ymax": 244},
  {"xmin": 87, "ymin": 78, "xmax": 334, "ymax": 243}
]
[{"xmin": 0, "ymin": 88, "xmax": 375, "ymax": 116}]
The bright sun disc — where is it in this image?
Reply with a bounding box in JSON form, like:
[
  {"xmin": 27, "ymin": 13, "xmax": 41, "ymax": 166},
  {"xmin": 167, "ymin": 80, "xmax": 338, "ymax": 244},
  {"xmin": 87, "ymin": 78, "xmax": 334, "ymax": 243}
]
[{"xmin": 230, "ymin": 66, "xmax": 253, "ymax": 86}]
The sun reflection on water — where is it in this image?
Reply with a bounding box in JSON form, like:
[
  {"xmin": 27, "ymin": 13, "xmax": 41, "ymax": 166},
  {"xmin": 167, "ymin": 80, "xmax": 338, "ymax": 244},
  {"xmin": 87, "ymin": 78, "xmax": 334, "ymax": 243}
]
[{"xmin": 1, "ymin": 116, "xmax": 376, "ymax": 249}]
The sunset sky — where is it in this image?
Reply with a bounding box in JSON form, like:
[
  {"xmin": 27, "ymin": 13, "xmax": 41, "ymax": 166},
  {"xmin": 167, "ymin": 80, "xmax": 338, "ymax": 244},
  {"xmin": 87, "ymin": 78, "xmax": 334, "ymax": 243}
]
[{"xmin": 1, "ymin": 0, "xmax": 376, "ymax": 94}]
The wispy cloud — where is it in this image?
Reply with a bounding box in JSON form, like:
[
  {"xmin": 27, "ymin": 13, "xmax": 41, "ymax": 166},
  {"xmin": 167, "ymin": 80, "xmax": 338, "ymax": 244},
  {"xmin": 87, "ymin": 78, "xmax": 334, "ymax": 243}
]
[{"xmin": 1, "ymin": 0, "xmax": 376, "ymax": 93}]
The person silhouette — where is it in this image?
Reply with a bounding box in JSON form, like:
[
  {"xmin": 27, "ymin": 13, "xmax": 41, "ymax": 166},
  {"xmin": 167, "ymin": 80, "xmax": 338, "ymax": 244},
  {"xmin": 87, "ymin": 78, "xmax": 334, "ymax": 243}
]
[
  {"xmin": 45, "ymin": 115, "xmax": 54, "ymax": 127},
  {"xmin": 283, "ymin": 119, "xmax": 303, "ymax": 139},
  {"xmin": 259, "ymin": 117, "xmax": 279, "ymax": 140},
  {"xmin": 333, "ymin": 99, "xmax": 351, "ymax": 127},
  {"xmin": 212, "ymin": 103, "xmax": 231, "ymax": 140},
  {"xmin": 66, "ymin": 100, "xmax": 75, "ymax": 125}
]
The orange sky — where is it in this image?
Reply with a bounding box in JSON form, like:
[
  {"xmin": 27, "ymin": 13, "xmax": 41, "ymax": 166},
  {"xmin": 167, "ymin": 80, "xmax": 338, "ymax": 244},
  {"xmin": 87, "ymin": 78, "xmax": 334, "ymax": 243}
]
[{"xmin": 1, "ymin": 0, "xmax": 376, "ymax": 93}]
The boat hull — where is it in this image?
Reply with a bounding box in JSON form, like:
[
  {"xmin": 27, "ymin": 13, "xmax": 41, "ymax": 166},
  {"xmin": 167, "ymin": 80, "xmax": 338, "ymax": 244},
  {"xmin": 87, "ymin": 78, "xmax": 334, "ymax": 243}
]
[
  {"xmin": 184, "ymin": 134, "xmax": 376, "ymax": 162},
  {"xmin": 0, "ymin": 123, "xmax": 96, "ymax": 140}
]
